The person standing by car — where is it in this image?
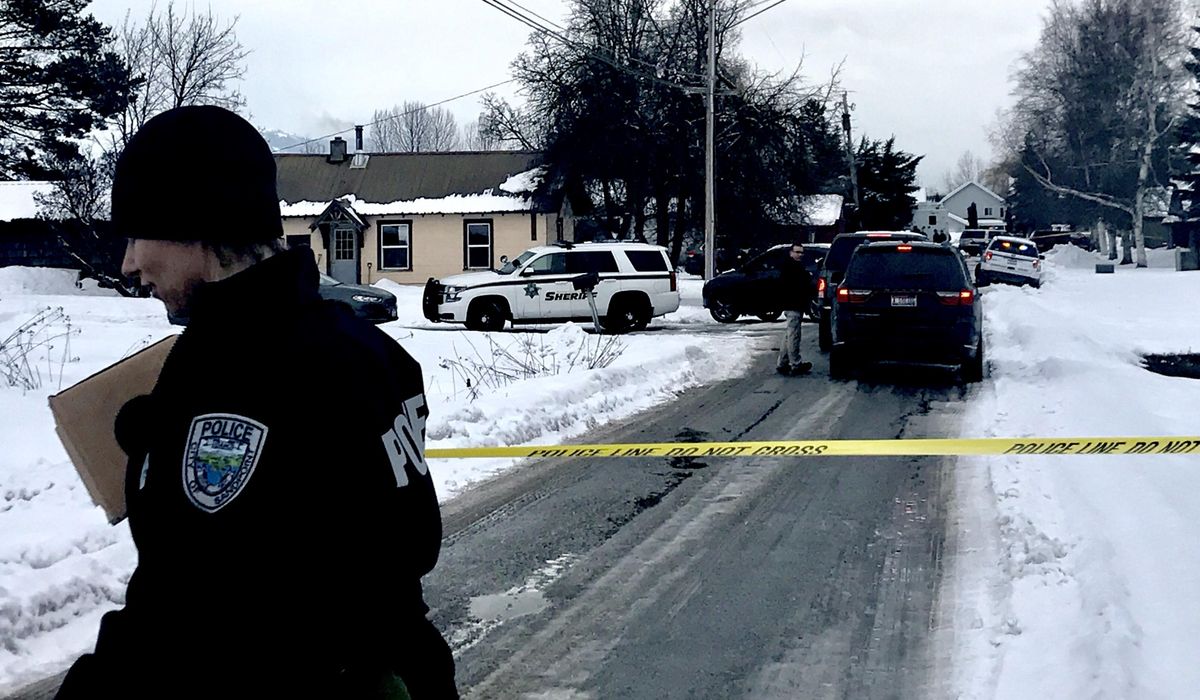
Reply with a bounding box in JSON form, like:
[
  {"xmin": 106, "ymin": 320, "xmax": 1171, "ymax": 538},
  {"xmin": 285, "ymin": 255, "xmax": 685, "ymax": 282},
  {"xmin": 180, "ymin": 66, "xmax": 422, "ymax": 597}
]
[
  {"xmin": 777, "ymin": 242, "xmax": 815, "ymax": 376},
  {"xmin": 55, "ymin": 106, "xmax": 456, "ymax": 699}
]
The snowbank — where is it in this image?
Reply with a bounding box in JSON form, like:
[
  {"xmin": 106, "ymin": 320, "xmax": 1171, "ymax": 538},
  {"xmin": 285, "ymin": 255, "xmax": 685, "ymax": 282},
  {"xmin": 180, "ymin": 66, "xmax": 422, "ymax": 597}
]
[
  {"xmin": 0, "ymin": 267, "xmax": 752, "ymax": 692},
  {"xmin": 0, "ymin": 267, "xmax": 118, "ymax": 298},
  {"xmin": 945, "ymin": 259, "xmax": 1200, "ymax": 698}
]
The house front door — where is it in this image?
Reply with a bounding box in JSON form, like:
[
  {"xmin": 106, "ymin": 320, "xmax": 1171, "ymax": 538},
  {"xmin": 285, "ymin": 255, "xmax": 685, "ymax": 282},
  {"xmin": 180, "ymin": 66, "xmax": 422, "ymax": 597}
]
[{"xmin": 331, "ymin": 226, "xmax": 358, "ymax": 284}]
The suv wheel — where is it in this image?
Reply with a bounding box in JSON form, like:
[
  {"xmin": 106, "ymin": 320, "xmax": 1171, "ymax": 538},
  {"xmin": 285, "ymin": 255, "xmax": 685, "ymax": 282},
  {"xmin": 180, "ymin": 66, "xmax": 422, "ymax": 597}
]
[
  {"xmin": 829, "ymin": 346, "xmax": 853, "ymax": 380},
  {"xmin": 709, "ymin": 299, "xmax": 739, "ymax": 323},
  {"xmin": 961, "ymin": 338, "xmax": 984, "ymax": 383},
  {"xmin": 818, "ymin": 312, "xmax": 832, "ymax": 352},
  {"xmin": 602, "ymin": 295, "xmax": 651, "ymax": 333},
  {"xmin": 756, "ymin": 311, "xmax": 782, "ymax": 322},
  {"xmin": 466, "ymin": 299, "xmax": 507, "ymax": 332}
]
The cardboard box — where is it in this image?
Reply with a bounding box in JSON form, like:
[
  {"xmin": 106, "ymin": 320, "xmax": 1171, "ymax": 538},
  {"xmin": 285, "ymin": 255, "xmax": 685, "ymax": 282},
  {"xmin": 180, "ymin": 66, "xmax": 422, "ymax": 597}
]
[{"xmin": 49, "ymin": 335, "xmax": 178, "ymax": 524}]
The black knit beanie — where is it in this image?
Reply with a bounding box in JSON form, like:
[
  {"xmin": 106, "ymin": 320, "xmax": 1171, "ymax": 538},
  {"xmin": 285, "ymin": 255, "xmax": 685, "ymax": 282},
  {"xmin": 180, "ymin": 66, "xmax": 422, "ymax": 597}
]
[{"xmin": 111, "ymin": 105, "xmax": 282, "ymax": 243}]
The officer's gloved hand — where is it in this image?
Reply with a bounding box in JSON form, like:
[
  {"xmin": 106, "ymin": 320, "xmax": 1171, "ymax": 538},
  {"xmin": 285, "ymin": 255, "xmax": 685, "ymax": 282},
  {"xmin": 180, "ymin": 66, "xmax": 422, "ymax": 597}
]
[{"xmin": 114, "ymin": 394, "xmax": 157, "ymax": 457}]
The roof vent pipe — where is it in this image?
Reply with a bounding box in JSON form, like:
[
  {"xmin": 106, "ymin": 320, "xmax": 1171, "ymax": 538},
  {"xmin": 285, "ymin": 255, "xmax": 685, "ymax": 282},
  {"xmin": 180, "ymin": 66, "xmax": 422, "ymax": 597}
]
[{"xmin": 355, "ymin": 125, "xmax": 363, "ymax": 153}]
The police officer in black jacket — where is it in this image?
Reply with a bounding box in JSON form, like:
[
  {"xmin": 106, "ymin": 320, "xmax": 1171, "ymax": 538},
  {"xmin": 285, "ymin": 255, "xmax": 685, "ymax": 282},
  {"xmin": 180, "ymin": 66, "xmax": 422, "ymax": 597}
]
[
  {"xmin": 55, "ymin": 106, "xmax": 457, "ymax": 698},
  {"xmin": 776, "ymin": 242, "xmax": 815, "ymax": 376}
]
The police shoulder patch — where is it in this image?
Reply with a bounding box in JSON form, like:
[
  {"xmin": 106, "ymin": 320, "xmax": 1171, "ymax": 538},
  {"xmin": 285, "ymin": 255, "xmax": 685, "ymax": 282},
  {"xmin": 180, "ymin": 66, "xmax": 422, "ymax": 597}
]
[{"xmin": 182, "ymin": 413, "xmax": 268, "ymax": 513}]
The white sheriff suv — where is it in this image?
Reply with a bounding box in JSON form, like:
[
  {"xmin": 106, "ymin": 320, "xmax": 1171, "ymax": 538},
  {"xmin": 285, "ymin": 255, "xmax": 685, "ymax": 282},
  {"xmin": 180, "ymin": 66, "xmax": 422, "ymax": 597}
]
[
  {"xmin": 976, "ymin": 235, "xmax": 1043, "ymax": 288},
  {"xmin": 422, "ymin": 241, "xmax": 681, "ymax": 333}
]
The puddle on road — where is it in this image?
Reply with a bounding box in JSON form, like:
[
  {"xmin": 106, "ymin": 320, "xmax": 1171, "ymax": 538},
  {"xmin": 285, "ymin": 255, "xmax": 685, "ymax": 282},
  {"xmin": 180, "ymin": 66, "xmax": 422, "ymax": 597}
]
[
  {"xmin": 469, "ymin": 588, "xmax": 550, "ymax": 622},
  {"xmin": 452, "ymin": 553, "xmax": 581, "ymax": 656}
]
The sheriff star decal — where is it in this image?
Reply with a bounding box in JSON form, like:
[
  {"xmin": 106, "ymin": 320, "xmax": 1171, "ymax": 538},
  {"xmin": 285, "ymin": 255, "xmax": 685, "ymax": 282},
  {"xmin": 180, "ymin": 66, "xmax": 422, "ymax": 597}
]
[
  {"xmin": 182, "ymin": 413, "xmax": 268, "ymax": 513},
  {"xmin": 524, "ymin": 282, "xmax": 540, "ymax": 299}
]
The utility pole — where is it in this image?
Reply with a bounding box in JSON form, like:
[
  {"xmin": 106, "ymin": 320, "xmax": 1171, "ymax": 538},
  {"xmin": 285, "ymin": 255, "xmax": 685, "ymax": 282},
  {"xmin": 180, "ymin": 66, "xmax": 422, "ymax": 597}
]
[
  {"xmin": 704, "ymin": 0, "xmax": 716, "ymax": 281},
  {"xmin": 841, "ymin": 91, "xmax": 860, "ymax": 221}
]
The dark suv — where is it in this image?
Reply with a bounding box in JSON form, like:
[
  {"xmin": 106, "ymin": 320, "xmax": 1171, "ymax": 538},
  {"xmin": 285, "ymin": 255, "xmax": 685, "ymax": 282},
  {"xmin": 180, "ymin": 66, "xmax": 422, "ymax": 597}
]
[
  {"xmin": 702, "ymin": 244, "xmax": 828, "ymax": 323},
  {"xmin": 816, "ymin": 231, "xmax": 926, "ymax": 349},
  {"xmin": 830, "ymin": 241, "xmax": 983, "ymax": 381},
  {"xmin": 956, "ymin": 229, "xmax": 990, "ymax": 256},
  {"xmin": 1030, "ymin": 229, "xmax": 1095, "ymax": 253}
]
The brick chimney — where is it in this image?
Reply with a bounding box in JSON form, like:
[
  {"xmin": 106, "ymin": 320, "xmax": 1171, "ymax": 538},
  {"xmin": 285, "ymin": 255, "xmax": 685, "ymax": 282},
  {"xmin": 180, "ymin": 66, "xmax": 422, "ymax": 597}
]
[{"xmin": 328, "ymin": 137, "xmax": 347, "ymax": 164}]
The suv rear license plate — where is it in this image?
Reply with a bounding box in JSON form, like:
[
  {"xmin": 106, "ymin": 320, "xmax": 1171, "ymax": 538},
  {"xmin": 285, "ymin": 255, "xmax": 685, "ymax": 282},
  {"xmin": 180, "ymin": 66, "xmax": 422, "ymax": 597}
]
[{"xmin": 891, "ymin": 295, "xmax": 917, "ymax": 307}]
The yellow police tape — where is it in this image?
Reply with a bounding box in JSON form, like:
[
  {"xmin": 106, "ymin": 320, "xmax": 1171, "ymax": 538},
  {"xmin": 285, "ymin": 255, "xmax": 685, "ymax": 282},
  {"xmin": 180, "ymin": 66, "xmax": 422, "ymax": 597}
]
[{"xmin": 425, "ymin": 436, "xmax": 1200, "ymax": 460}]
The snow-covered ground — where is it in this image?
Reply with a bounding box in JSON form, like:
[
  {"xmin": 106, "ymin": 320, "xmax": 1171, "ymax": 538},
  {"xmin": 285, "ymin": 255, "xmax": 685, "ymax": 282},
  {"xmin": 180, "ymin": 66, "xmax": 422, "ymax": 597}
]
[
  {"xmin": 3, "ymin": 248, "xmax": 1199, "ymax": 697},
  {"xmin": 942, "ymin": 245, "xmax": 1200, "ymax": 699},
  {"xmin": 0, "ymin": 268, "xmax": 748, "ymax": 692}
]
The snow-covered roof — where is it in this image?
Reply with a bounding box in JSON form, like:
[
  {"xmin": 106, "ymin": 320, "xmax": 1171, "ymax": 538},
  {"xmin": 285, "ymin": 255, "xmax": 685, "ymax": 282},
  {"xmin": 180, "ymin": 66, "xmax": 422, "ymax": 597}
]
[
  {"xmin": 0, "ymin": 180, "xmax": 55, "ymax": 222},
  {"xmin": 942, "ymin": 180, "xmax": 1006, "ymax": 204},
  {"xmin": 275, "ymin": 151, "xmax": 559, "ymax": 218},
  {"xmin": 499, "ymin": 166, "xmax": 547, "ymax": 195},
  {"xmin": 280, "ymin": 192, "xmax": 536, "ymax": 218}
]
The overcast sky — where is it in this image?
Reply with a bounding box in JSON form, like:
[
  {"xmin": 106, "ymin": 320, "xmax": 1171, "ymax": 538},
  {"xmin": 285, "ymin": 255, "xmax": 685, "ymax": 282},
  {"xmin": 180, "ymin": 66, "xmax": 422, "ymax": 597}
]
[{"xmin": 85, "ymin": 0, "xmax": 1050, "ymax": 188}]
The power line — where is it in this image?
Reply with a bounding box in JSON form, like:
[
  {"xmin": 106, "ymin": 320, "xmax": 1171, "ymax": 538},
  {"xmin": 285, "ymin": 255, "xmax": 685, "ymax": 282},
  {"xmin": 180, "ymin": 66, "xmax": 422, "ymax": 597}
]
[
  {"xmin": 502, "ymin": 0, "xmax": 565, "ymax": 31},
  {"xmin": 731, "ymin": 0, "xmax": 793, "ymax": 28},
  {"xmin": 480, "ymin": 0, "xmax": 578, "ymax": 49},
  {"xmin": 478, "ymin": 0, "xmax": 706, "ymax": 92},
  {"xmin": 279, "ymin": 79, "xmax": 517, "ymax": 152}
]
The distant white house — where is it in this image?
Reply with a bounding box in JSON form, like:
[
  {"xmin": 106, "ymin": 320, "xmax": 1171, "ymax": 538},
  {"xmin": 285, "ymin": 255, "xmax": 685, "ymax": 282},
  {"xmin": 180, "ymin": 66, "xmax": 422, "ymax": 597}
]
[{"xmin": 912, "ymin": 181, "xmax": 1007, "ymax": 238}]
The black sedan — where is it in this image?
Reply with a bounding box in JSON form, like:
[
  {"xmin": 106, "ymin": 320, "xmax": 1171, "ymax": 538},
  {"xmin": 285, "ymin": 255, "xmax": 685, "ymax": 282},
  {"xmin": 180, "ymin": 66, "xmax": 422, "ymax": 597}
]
[
  {"xmin": 830, "ymin": 241, "xmax": 983, "ymax": 382},
  {"xmin": 318, "ymin": 273, "xmax": 398, "ymax": 324},
  {"xmin": 702, "ymin": 244, "xmax": 828, "ymax": 323}
]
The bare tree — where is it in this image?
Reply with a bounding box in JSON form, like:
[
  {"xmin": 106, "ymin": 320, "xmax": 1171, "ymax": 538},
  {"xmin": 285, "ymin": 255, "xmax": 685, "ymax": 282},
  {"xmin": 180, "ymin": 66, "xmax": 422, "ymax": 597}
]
[
  {"xmin": 152, "ymin": 3, "xmax": 249, "ymax": 110},
  {"xmin": 112, "ymin": 2, "xmax": 249, "ymax": 145},
  {"xmin": 941, "ymin": 150, "xmax": 987, "ymax": 192},
  {"xmin": 1006, "ymin": 0, "xmax": 1188, "ymax": 267},
  {"xmin": 33, "ymin": 150, "xmax": 139, "ymax": 295},
  {"xmin": 479, "ymin": 93, "xmax": 542, "ymax": 150},
  {"xmin": 369, "ymin": 102, "xmax": 461, "ymax": 152},
  {"xmin": 36, "ymin": 1, "xmax": 248, "ymax": 291},
  {"xmin": 461, "ymin": 119, "xmax": 500, "ymax": 151}
]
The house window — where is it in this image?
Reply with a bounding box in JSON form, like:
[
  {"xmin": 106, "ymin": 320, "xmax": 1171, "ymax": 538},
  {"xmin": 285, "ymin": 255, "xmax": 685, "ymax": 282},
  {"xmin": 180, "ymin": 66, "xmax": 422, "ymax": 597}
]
[
  {"xmin": 334, "ymin": 228, "xmax": 356, "ymax": 261},
  {"xmin": 984, "ymin": 207, "xmax": 993, "ymax": 216},
  {"xmin": 928, "ymin": 215, "xmax": 937, "ymax": 225},
  {"xmin": 1000, "ymin": 207, "xmax": 1006, "ymax": 218},
  {"xmin": 378, "ymin": 221, "xmax": 412, "ymax": 270},
  {"xmin": 285, "ymin": 234, "xmax": 311, "ymax": 249},
  {"xmin": 464, "ymin": 220, "xmax": 493, "ymax": 269}
]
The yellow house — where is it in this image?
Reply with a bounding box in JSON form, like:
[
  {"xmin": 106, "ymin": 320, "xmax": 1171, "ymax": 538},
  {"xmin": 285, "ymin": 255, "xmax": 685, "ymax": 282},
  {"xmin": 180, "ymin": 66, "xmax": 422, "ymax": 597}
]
[{"xmin": 275, "ymin": 144, "xmax": 574, "ymax": 285}]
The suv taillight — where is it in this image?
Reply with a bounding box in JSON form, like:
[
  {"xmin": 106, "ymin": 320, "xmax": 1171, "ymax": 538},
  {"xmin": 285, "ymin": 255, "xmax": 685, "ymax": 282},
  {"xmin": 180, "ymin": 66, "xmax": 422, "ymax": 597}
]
[
  {"xmin": 836, "ymin": 288, "xmax": 871, "ymax": 303},
  {"xmin": 984, "ymin": 251, "xmax": 993, "ymax": 261},
  {"xmin": 937, "ymin": 290, "xmax": 975, "ymax": 306},
  {"xmin": 669, "ymin": 270, "xmax": 677, "ymax": 292},
  {"xmin": 817, "ymin": 277, "xmax": 827, "ymax": 295}
]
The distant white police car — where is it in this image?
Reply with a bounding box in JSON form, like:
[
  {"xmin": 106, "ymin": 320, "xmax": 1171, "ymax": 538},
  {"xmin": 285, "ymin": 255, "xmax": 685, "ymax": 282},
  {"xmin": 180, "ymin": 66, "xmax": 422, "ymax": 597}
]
[
  {"xmin": 422, "ymin": 241, "xmax": 681, "ymax": 333},
  {"xmin": 976, "ymin": 235, "xmax": 1043, "ymax": 288}
]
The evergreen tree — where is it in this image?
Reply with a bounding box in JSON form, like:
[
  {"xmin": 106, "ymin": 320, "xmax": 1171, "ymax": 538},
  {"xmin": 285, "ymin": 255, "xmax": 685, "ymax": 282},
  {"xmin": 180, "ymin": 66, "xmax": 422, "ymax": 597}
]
[
  {"xmin": 855, "ymin": 137, "xmax": 921, "ymax": 230},
  {"xmin": 0, "ymin": 0, "xmax": 132, "ymax": 178}
]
